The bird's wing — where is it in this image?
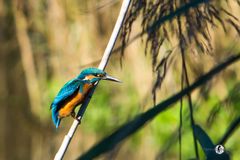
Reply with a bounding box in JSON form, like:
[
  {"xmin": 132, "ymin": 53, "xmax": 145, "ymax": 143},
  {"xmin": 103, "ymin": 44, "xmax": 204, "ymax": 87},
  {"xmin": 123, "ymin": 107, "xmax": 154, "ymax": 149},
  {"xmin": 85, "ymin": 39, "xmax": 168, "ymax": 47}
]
[{"xmin": 50, "ymin": 78, "xmax": 82, "ymax": 110}]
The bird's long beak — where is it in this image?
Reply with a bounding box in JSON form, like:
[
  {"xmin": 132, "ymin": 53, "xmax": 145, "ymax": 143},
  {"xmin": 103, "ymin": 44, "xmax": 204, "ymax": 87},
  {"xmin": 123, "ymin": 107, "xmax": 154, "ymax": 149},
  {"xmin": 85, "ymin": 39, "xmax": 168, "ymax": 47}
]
[{"xmin": 103, "ymin": 74, "xmax": 122, "ymax": 83}]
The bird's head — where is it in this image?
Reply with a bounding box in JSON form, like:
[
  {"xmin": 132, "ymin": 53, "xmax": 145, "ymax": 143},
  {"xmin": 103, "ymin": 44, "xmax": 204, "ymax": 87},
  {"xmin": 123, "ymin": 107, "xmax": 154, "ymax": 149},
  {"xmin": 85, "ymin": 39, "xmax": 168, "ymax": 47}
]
[{"xmin": 77, "ymin": 67, "xmax": 121, "ymax": 84}]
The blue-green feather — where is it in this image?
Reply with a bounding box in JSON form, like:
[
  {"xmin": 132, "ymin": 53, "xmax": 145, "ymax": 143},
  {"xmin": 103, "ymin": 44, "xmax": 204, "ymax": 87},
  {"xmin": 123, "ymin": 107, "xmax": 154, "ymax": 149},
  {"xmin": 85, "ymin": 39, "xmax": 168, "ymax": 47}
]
[
  {"xmin": 50, "ymin": 78, "xmax": 82, "ymax": 128},
  {"xmin": 51, "ymin": 105, "xmax": 61, "ymax": 128},
  {"xmin": 77, "ymin": 68, "xmax": 105, "ymax": 79},
  {"xmin": 51, "ymin": 79, "xmax": 82, "ymax": 108},
  {"xmin": 51, "ymin": 68, "xmax": 106, "ymax": 128}
]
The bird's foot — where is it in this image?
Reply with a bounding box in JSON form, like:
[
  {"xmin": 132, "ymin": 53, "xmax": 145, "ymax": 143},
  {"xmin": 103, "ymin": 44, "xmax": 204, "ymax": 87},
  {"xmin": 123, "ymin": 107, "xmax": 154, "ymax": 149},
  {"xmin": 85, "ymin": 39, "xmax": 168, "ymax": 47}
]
[
  {"xmin": 71, "ymin": 112, "xmax": 76, "ymax": 119},
  {"xmin": 71, "ymin": 112, "xmax": 81, "ymax": 124}
]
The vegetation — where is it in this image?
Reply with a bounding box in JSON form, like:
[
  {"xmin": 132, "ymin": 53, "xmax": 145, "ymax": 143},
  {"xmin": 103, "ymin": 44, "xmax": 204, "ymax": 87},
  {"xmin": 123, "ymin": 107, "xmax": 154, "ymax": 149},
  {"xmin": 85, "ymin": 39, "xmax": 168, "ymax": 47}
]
[{"xmin": 0, "ymin": 0, "xmax": 240, "ymax": 159}]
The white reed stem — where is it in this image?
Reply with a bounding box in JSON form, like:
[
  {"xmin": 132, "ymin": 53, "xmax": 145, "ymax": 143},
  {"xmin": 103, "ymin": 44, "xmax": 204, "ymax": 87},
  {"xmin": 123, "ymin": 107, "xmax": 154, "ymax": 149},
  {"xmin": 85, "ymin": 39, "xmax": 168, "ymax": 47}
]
[{"xmin": 54, "ymin": 0, "xmax": 131, "ymax": 159}]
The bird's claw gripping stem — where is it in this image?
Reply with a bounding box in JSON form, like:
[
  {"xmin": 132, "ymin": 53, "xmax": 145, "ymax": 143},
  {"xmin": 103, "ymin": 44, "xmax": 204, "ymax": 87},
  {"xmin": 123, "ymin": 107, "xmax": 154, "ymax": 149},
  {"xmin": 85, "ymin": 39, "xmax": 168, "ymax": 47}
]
[{"xmin": 71, "ymin": 112, "xmax": 76, "ymax": 119}]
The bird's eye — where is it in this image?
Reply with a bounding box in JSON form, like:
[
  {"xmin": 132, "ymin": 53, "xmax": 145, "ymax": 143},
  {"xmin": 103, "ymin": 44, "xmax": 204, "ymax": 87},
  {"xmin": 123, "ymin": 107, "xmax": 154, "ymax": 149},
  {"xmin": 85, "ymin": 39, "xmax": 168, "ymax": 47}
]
[{"xmin": 96, "ymin": 74, "xmax": 101, "ymax": 77}]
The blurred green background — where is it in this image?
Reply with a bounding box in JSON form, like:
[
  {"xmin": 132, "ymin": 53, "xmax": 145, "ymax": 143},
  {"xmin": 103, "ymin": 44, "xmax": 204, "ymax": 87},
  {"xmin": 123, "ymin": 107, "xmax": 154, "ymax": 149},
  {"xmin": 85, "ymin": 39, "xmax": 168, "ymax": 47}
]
[{"xmin": 0, "ymin": 0, "xmax": 240, "ymax": 160}]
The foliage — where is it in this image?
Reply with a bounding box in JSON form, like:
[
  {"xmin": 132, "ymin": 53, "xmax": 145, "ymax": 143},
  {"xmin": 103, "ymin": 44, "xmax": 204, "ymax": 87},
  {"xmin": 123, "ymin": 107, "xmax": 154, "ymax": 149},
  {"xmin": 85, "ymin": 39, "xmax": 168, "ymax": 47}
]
[
  {"xmin": 121, "ymin": 0, "xmax": 240, "ymax": 100},
  {"xmin": 77, "ymin": 54, "xmax": 240, "ymax": 160},
  {"xmin": 1, "ymin": 0, "xmax": 240, "ymax": 159}
]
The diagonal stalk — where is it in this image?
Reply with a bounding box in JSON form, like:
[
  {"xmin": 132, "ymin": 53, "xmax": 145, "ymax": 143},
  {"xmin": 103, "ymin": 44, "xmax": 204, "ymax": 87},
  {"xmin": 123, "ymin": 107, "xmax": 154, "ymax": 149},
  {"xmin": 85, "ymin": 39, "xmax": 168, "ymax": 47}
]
[
  {"xmin": 218, "ymin": 116, "xmax": 240, "ymax": 145},
  {"xmin": 78, "ymin": 54, "xmax": 240, "ymax": 160},
  {"xmin": 54, "ymin": 1, "xmax": 131, "ymax": 160}
]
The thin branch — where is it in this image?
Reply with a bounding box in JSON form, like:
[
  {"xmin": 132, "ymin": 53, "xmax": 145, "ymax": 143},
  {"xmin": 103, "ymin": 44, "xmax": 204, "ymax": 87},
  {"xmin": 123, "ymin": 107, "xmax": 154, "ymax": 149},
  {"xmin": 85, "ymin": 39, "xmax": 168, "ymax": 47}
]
[
  {"xmin": 179, "ymin": 60, "xmax": 184, "ymax": 160},
  {"xmin": 181, "ymin": 53, "xmax": 199, "ymax": 159},
  {"xmin": 119, "ymin": 0, "xmax": 210, "ymax": 53},
  {"xmin": 77, "ymin": 54, "xmax": 240, "ymax": 160},
  {"xmin": 177, "ymin": 8, "xmax": 199, "ymax": 157},
  {"xmin": 158, "ymin": 82, "xmax": 240, "ymax": 158},
  {"xmin": 218, "ymin": 116, "xmax": 240, "ymax": 145},
  {"xmin": 54, "ymin": 0, "xmax": 131, "ymax": 160},
  {"xmin": 147, "ymin": 0, "xmax": 210, "ymax": 34},
  {"xmin": 79, "ymin": 0, "xmax": 210, "ymax": 68}
]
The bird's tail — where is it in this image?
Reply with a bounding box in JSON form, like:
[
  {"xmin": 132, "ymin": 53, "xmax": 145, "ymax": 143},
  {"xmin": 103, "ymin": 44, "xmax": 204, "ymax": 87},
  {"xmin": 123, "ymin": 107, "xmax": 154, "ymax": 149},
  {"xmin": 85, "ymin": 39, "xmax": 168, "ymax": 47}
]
[{"xmin": 51, "ymin": 106, "xmax": 61, "ymax": 128}]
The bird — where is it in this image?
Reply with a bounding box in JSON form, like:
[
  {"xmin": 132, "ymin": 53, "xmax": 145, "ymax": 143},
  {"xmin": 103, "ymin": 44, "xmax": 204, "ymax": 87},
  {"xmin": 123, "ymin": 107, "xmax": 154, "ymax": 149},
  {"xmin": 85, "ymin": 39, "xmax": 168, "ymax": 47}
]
[{"xmin": 50, "ymin": 67, "xmax": 121, "ymax": 128}]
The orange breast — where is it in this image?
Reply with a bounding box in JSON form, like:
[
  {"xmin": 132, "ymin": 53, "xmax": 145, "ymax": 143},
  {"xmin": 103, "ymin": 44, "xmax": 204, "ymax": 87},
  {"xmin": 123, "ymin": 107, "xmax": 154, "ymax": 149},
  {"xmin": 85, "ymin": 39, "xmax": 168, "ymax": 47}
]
[{"xmin": 58, "ymin": 83, "xmax": 93, "ymax": 118}]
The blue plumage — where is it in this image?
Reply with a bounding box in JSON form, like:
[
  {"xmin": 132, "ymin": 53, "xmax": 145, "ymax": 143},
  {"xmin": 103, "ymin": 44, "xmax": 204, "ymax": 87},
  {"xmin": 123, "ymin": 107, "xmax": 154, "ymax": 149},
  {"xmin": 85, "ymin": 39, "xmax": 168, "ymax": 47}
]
[
  {"xmin": 50, "ymin": 67, "xmax": 121, "ymax": 128},
  {"xmin": 51, "ymin": 105, "xmax": 61, "ymax": 128},
  {"xmin": 77, "ymin": 68, "xmax": 105, "ymax": 79},
  {"xmin": 50, "ymin": 79, "xmax": 82, "ymax": 128},
  {"xmin": 51, "ymin": 79, "xmax": 82, "ymax": 107}
]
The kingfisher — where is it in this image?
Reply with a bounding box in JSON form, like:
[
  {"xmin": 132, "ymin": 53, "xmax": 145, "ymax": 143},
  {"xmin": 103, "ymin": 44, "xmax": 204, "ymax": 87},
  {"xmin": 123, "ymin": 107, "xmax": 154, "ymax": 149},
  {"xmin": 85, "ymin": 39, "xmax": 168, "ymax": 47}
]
[{"xmin": 50, "ymin": 67, "xmax": 121, "ymax": 128}]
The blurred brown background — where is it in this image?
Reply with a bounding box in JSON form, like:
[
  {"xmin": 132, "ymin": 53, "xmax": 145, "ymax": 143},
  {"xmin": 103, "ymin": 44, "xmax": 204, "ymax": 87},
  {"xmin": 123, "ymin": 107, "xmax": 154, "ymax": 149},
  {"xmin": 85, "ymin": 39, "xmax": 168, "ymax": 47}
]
[{"xmin": 0, "ymin": 0, "xmax": 240, "ymax": 160}]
